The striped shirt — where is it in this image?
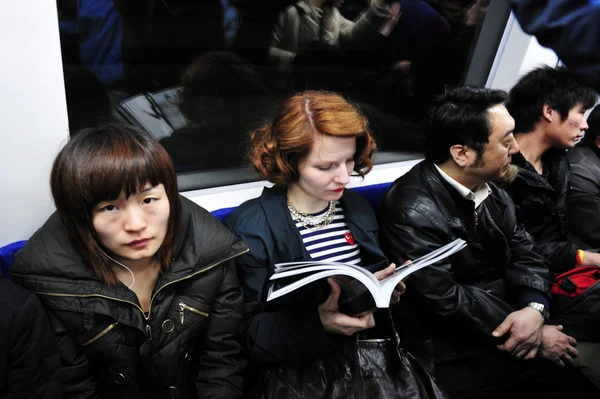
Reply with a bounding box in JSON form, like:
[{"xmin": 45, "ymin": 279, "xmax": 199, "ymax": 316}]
[{"xmin": 293, "ymin": 201, "xmax": 362, "ymax": 265}]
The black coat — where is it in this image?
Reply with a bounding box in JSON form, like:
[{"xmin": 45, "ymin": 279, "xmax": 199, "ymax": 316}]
[
  {"xmin": 504, "ymin": 150, "xmax": 581, "ymax": 273},
  {"xmin": 377, "ymin": 161, "xmax": 551, "ymax": 363},
  {"xmin": 567, "ymin": 145, "xmax": 600, "ymax": 249},
  {"xmin": 223, "ymin": 186, "xmax": 389, "ymax": 364},
  {"xmin": 0, "ymin": 278, "xmax": 62, "ymax": 398},
  {"xmin": 11, "ymin": 196, "xmax": 247, "ymax": 399}
]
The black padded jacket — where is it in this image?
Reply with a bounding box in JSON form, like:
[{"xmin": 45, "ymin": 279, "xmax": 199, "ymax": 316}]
[
  {"xmin": 0, "ymin": 278, "xmax": 62, "ymax": 398},
  {"xmin": 11, "ymin": 196, "xmax": 248, "ymax": 399}
]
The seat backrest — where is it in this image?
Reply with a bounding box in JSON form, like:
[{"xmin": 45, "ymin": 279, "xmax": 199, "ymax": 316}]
[{"xmin": 0, "ymin": 240, "xmax": 27, "ymax": 280}]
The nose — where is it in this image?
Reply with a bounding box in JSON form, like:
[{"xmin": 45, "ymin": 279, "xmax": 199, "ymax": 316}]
[
  {"xmin": 582, "ymin": 119, "xmax": 589, "ymax": 131},
  {"xmin": 334, "ymin": 163, "xmax": 351, "ymax": 185},
  {"xmin": 509, "ymin": 139, "xmax": 520, "ymax": 155},
  {"xmin": 123, "ymin": 205, "xmax": 147, "ymax": 232}
]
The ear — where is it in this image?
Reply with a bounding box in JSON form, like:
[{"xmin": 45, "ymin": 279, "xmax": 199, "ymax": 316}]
[
  {"xmin": 595, "ymin": 135, "xmax": 600, "ymax": 150},
  {"xmin": 449, "ymin": 144, "xmax": 469, "ymax": 167},
  {"xmin": 542, "ymin": 104, "xmax": 554, "ymax": 123}
]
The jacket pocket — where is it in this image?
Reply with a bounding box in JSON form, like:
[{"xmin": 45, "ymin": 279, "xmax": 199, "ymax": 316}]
[
  {"xmin": 178, "ymin": 301, "xmax": 209, "ymax": 325},
  {"xmin": 82, "ymin": 322, "xmax": 119, "ymax": 347}
]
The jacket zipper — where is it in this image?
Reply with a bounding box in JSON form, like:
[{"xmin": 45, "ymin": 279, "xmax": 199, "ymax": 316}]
[
  {"xmin": 145, "ymin": 248, "xmax": 248, "ymax": 321},
  {"xmin": 34, "ymin": 248, "xmax": 249, "ymax": 340},
  {"xmin": 179, "ymin": 302, "xmax": 209, "ymax": 324},
  {"xmin": 82, "ymin": 322, "xmax": 118, "ymax": 346}
]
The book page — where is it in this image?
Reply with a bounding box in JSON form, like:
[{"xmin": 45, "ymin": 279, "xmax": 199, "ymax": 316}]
[
  {"xmin": 267, "ymin": 238, "xmax": 466, "ymax": 311},
  {"xmin": 267, "ymin": 268, "xmax": 385, "ymax": 306},
  {"xmin": 378, "ymin": 238, "xmax": 467, "ymax": 302}
]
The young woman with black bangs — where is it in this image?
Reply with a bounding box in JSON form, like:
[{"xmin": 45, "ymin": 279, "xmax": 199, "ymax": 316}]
[{"xmin": 11, "ymin": 125, "xmax": 247, "ymax": 399}]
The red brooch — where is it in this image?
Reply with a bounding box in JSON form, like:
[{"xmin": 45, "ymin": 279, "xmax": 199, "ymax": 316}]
[{"xmin": 344, "ymin": 232, "xmax": 355, "ymax": 245}]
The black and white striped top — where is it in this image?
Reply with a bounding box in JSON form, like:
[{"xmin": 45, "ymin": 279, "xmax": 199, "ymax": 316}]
[{"xmin": 293, "ymin": 201, "xmax": 362, "ymax": 265}]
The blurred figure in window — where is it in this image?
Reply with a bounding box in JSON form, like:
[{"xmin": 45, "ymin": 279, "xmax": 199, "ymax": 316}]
[
  {"xmin": 57, "ymin": 0, "xmax": 126, "ymax": 88},
  {"xmin": 159, "ymin": 51, "xmax": 284, "ymax": 172},
  {"xmin": 62, "ymin": 65, "xmax": 112, "ymax": 133},
  {"xmin": 568, "ymin": 105, "xmax": 600, "ymax": 249},
  {"xmin": 338, "ymin": 0, "xmax": 369, "ymax": 20},
  {"xmin": 269, "ymin": 0, "xmax": 401, "ymax": 78},
  {"xmin": 115, "ymin": 0, "xmax": 226, "ymax": 91},
  {"xmin": 221, "ymin": 0, "xmax": 241, "ymax": 47},
  {"xmin": 405, "ymin": 0, "xmax": 487, "ymax": 117}
]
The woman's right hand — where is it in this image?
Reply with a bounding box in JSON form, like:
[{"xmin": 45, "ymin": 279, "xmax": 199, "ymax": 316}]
[{"xmin": 318, "ymin": 278, "xmax": 375, "ymax": 336}]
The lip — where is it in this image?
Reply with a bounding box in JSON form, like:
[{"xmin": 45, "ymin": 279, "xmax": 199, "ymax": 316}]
[
  {"xmin": 332, "ymin": 188, "xmax": 345, "ymax": 193},
  {"xmin": 126, "ymin": 238, "xmax": 151, "ymax": 248}
]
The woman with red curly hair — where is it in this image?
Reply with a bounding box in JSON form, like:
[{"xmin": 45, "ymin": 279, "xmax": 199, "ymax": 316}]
[{"xmin": 224, "ymin": 91, "xmax": 445, "ymax": 398}]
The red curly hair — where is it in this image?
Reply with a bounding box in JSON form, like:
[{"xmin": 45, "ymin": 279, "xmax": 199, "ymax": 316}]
[{"xmin": 248, "ymin": 90, "xmax": 377, "ymax": 184}]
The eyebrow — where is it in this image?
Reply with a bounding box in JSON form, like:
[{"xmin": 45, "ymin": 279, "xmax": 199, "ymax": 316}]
[
  {"xmin": 503, "ymin": 130, "xmax": 514, "ymax": 138},
  {"xmin": 139, "ymin": 185, "xmax": 158, "ymax": 194}
]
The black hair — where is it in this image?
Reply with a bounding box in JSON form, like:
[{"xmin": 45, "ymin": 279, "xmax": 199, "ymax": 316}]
[
  {"xmin": 423, "ymin": 86, "xmax": 508, "ymax": 164},
  {"xmin": 506, "ymin": 66, "xmax": 597, "ymax": 134}
]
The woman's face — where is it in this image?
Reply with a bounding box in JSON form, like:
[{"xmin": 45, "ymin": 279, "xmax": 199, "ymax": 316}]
[
  {"xmin": 293, "ymin": 135, "xmax": 356, "ymax": 209},
  {"xmin": 92, "ymin": 184, "xmax": 170, "ymax": 267}
]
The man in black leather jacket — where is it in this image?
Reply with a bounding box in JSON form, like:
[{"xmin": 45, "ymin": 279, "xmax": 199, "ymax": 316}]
[
  {"xmin": 503, "ymin": 66, "xmax": 598, "ymax": 274},
  {"xmin": 377, "ymin": 86, "xmax": 598, "ymax": 398}
]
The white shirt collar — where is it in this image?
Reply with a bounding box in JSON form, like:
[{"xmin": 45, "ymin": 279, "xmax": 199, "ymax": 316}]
[{"xmin": 434, "ymin": 164, "xmax": 492, "ymax": 208}]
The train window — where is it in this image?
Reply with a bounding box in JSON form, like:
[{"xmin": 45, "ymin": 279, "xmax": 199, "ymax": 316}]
[{"xmin": 56, "ymin": 0, "xmax": 510, "ymax": 191}]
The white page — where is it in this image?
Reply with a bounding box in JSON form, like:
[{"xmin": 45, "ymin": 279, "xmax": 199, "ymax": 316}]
[
  {"xmin": 268, "ymin": 238, "xmax": 466, "ymax": 309},
  {"xmin": 267, "ymin": 268, "xmax": 386, "ymax": 306},
  {"xmin": 378, "ymin": 239, "xmax": 467, "ymax": 304}
]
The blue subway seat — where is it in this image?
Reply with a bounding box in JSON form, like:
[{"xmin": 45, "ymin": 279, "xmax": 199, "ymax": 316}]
[{"xmin": 0, "ymin": 240, "xmax": 27, "ymax": 280}]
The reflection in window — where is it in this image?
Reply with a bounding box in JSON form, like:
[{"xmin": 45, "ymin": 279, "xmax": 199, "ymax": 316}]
[{"xmin": 57, "ymin": 0, "xmax": 494, "ymax": 186}]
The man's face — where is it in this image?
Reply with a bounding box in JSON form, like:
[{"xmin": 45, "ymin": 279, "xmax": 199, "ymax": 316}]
[
  {"xmin": 469, "ymin": 105, "xmax": 519, "ymax": 183},
  {"xmin": 548, "ymin": 103, "xmax": 589, "ymax": 149}
]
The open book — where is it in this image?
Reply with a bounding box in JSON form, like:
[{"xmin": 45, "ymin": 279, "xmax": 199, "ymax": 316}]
[
  {"xmin": 112, "ymin": 86, "xmax": 188, "ymax": 141},
  {"xmin": 267, "ymin": 238, "xmax": 467, "ymax": 315}
]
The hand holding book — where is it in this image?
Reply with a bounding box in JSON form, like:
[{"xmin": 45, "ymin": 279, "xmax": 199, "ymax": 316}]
[
  {"xmin": 372, "ymin": 262, "xmax": 408, "ymax": 306},
  {"xmin": 318, "ymin": 278, "xmax": 376, "ymax": 336}
]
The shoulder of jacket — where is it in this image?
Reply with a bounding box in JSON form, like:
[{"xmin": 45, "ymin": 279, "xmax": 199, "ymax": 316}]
[
  {"xmin": 179, "ymin": 195, "xmax": 245, "ymax": 250},
  {"xmin": 0, "ymin": 278, "xmax": 34, "ymax": 308},
  {"xmin": 223, "ymin": 197, "xmax": 267, "ymax": 232}
]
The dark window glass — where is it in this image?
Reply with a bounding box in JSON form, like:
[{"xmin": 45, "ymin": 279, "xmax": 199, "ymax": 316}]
[{"xmin": 57, "ymin": 0, "xmax": 507, "ymax": 190}]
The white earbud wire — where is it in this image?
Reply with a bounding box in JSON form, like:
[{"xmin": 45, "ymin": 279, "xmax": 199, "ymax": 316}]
[{"xmin": 101, "ymin": 250, "xmax": 135, "ymax": 289}]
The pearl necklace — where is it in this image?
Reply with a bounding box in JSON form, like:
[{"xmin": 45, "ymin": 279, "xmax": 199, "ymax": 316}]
[{"xmin": 287, "ymin": 199, "xmax": 336, "ymax": 231}]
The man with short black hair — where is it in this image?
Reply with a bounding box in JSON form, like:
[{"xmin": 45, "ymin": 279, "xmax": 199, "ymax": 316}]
[
  {"xmin": 503, "ymin": 66, "xmax": 598, "ymax": 273},
  {"xmin": 377, "ymin": 86, "xmax": 598, "ymax": 398}
]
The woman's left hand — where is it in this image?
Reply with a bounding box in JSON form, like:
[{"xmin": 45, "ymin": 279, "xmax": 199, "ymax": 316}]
[{"xmin": 373, "ymin": 262, "xmax": 408, "ymax": 304}]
